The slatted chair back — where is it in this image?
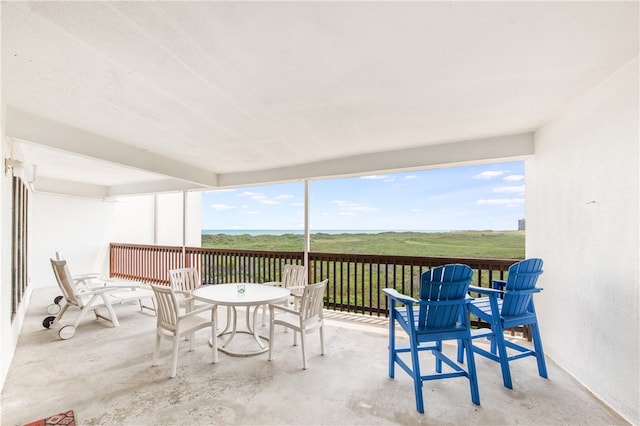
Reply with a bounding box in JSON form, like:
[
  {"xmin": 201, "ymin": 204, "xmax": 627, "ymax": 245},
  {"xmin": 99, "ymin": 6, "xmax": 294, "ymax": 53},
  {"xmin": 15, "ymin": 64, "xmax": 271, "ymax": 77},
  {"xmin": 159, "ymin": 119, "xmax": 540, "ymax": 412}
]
[
  {"xmin": 152, "ymin": 284, "xmax": 180, "ymax": 334},
  {"xmin": 501, "ymin": 258, "xmax": 544, "ymax": 317},
  {"xmin": 299, "ymin": 279, "xmax": 327, "ymax": 323},
  {"xmin": 281, "ymin": 264, "xmax": 308, "ymax": 289},
  {"xmin": 168, "ymin": 267, "xmax": 201, "ymax": 293},
  {"xmin": 418, "ymin": 264, "xmax": 474, "ymax": 329},
  {"xmin": 50, "ymin": 259, "xmax": 82, "ymax": 308}
]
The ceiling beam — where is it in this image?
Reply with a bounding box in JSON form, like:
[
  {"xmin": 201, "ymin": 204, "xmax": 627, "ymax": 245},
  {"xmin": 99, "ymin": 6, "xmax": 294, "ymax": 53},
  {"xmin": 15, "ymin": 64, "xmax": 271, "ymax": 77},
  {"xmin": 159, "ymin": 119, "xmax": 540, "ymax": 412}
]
[
  {"xmin": 5, "ymin": 109, "xmax": 218, "ymax": 187},
  {"xmin": 106, "ymin": 179, "xmax": 208, "ymax": 197},
  {"xmin": 31, "ymin": 176, "xmax": 109, "ymax": 199},
  {"xmin": 218, "ymin": 132, "xmax": 534, "ymax": 187}
]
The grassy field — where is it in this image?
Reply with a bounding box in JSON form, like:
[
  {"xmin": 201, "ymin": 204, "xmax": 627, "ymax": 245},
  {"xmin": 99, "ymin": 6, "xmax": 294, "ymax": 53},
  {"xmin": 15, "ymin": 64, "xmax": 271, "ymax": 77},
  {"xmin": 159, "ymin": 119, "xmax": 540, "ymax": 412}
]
[{"xmin": 202, "ymin": 230, "xmax": 525, "ymax": 259}]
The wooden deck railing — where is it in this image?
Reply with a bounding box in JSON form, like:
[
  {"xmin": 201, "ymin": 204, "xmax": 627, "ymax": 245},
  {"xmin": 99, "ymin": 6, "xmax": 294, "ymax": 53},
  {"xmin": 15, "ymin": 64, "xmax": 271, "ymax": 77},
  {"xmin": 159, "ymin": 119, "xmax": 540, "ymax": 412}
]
[{"xmin": 110, "ymin": 242, "xmax": 518, "ymax": 322}]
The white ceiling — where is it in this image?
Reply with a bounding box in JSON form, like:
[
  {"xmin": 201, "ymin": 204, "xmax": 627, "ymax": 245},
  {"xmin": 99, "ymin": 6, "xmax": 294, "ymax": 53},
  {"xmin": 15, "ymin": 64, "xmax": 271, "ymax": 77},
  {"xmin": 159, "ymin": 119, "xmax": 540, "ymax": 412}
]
[{"xmin": 2, "ymin": 1, "xmax": 638, "ymax": 198}]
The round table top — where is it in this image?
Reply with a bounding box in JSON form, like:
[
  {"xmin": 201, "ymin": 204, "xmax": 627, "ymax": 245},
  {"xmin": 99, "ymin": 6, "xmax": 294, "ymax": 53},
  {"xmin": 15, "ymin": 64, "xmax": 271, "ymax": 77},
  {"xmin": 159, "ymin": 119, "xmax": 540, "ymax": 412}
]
[{"xmin": 192, "ymin": 283, "xmax": 290, "ymax": 306}]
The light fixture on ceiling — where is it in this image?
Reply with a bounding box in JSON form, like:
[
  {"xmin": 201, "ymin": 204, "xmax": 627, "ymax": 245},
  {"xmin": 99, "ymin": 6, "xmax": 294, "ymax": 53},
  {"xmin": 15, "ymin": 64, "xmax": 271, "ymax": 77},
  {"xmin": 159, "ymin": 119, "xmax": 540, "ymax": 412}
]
[{"xmin": 4, "ymin": 158, "xmax": 23, "ymax": 176}]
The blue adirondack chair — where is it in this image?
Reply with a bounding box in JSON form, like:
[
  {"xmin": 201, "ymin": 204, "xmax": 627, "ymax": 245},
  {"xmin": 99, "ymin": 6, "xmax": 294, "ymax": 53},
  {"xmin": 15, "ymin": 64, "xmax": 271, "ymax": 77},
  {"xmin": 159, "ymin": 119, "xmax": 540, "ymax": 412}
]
[
  {"xmin": 382, "ymin": 264, "xmax": 480, "ymax": 414},
  {"xmin": 458, "ymin": 258, "xmax": 547, "ymax": 389}
]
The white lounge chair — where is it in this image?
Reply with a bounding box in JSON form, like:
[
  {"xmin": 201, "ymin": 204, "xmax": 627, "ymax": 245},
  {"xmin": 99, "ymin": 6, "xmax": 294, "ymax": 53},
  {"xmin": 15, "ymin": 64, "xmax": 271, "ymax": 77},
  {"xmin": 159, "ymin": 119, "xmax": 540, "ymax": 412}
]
[{"xmin": 43, "ymin": 258, "xmax": 155, "ymax": 339}]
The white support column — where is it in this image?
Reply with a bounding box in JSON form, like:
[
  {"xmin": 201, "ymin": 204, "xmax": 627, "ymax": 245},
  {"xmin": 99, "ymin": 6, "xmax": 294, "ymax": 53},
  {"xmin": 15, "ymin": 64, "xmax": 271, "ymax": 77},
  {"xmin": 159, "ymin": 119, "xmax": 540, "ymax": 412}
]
[
  {"xmin": 182, "ymin": 190, "xmax": 187, "ymax": 267},
  {"xmin": 304, "ymin": 180, "xmax": 310, "ymax": 267},
  {"xmin": 153, "ymin": 194, "xmax": 158, "ymax": 245}
]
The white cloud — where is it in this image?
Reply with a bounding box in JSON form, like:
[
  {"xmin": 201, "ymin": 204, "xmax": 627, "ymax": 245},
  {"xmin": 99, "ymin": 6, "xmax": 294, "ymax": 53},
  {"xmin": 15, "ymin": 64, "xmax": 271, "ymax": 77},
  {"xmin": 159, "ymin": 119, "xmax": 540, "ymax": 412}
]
[
  {"xmin": 259, "ymin": 199, "xmax": 279, "ymax": 205},
  {"xmin": 211, "ymin": 203, "xmax": 236, "ymax": 211},
  {"xmin": 210, "ymin": 188, "xmax": 236, "ymax": 193},
  {"xmin": 476, "ymin": 198, "xmax": 525, "ymax": 206},
  {"xmin": 291, "ymin": 202, "xmax": 304, "ymax": 207},
  {"xmin": 473, "ymin": 171, "xmax": 504, "ymax": 179},
  {"xmin": 330, "ymin": 199, "xmax": 378, "ymax": 215},
  {"xmin": 493, "ymin": 185, "xmax": 525, "ymax": 194},
  {"xmin": 239, "ymin": 191, "xmax": 261, "ymax": 197},
  {"xmin": 347, "ymin": 205, "xmax": 379, "ymax": 213},
  {"xmin": 360, "ymin": 175, "xmax": 390, "ymax": 180},
  {"xmin": 410, "ymin": 208, "xmax": 423, "ymax": 213},
  {"xmin": 504, "ymin": 174, "xmax": 524, "ymax": 182},
  {"xmin": 405, "ymin": 175, "xmax": 418, "ymax": 180},
  {"xmin": 238, "ymin": 190, "xmax": 282, "ymax": 205},
  {"xmin": 275, "ymin": 194, "xmax": 295, "ymax": 200}
]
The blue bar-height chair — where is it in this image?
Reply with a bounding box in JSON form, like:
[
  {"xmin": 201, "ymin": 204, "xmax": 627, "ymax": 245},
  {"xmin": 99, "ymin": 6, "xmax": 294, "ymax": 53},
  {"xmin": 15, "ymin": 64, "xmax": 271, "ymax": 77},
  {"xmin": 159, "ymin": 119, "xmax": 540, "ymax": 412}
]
[
  {"xmin": 458, "ymin": 258, "xmax": 547, "ymax": 389},
  {"xmin": 382, "ymin": 264, "xmax": 480, "ymax": 413}
]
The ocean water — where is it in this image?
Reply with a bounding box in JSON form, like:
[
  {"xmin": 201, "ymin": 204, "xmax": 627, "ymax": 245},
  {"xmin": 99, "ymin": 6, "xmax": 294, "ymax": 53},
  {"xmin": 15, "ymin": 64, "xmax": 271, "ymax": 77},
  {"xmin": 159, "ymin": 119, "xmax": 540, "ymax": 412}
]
[{"xmin": 202, "ymin": 229, "xmax": 449, "ymax": 236}]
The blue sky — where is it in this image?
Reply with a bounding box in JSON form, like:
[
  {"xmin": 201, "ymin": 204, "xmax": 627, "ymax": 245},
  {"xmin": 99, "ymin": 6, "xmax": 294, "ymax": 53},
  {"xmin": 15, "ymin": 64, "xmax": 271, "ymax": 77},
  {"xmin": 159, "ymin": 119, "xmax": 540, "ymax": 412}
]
[{"xmin": 201, "ymin": 161, "xmax": 525, "ymax": 231}]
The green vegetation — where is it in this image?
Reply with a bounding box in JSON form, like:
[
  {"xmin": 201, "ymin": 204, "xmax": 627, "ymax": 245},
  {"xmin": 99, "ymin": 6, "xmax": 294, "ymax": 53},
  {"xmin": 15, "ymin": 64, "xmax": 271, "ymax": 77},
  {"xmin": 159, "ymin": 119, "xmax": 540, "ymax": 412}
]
[{"xmin": 202, "ymin": 230, "xmax": 524, "ymax": 259}]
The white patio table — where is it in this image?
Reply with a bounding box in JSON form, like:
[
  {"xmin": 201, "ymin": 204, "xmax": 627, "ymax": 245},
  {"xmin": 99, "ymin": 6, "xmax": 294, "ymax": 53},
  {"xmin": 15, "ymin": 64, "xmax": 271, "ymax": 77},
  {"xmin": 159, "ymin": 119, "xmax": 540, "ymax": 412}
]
[{"xmin": 192, "ymin": 283, "xmax": 289, "ymax": 360}]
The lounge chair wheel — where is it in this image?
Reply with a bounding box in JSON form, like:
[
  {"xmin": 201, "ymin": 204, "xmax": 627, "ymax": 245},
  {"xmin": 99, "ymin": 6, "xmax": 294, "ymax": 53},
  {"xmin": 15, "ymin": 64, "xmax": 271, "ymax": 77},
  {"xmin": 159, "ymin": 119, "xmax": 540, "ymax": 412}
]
[
  {"xmin": 54, "ymin": 295, "xmax": 63, "ymax": 305},
  {"xmin": 47, "ymin": 303, "xmax": 61, "ymax": 315},
  {"xmin": 58, "ymin": 325, "xmax": 76, "ymax": 340},
  {"xmin": 43, "ymin": 316, "xmax": 55, "ymax": 328}
]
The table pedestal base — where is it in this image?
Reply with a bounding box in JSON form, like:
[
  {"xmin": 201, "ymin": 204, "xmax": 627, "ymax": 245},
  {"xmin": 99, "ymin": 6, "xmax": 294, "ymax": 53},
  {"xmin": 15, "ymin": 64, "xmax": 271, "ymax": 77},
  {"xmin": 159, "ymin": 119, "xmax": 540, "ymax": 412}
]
[{"xmin": 209, "ymin": 305, "xmax": 270, "ymax": 357}]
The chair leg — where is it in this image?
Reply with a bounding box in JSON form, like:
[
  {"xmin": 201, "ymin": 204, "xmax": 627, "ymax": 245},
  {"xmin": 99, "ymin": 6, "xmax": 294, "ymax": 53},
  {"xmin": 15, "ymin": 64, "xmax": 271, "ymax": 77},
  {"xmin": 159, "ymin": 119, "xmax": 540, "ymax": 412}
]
[
  {"xmin": 388, "ymin": 311, "xmax": 396, "ymax": 379},
  {"xmin": 457, "ymin": 338, "xmax": 465, "ymax": 363},
  {"xmin": 212, "ymin": 307, "xmax": 219, "ymax": 364},
  {"xmin": 493, "ymin": 324, "xmax": 513, "ymax": 389},
  {"xmin": 319, "ymin": 323, "xmax": 325, "ymax": 356},
  {"xmin": 101, "ymin": 296, "xmax": 120, "ymax": 327},
  {"xmin": 152, "ymin": 332, "xmax": 161, "ymax": 366},
  {"xmin": 300, "ymin": 329, "xmax": 308, "ymax": 370},
  {"xmin": 464, "ymin": 338, "xmax": 481, "ymax": 405},
  {"xmin": 529, "ymin": 322, "xmax": 548, "ymax": 379},
  {"xmin": 188, "ymin": 330, "xmax": 195, "ymax": 351},
  {"xmin": 435, "ymin": 340, "xmax": 443, "ymax": 373},
  {"xmin": 409, "ymin": 336, "xmax": 424, "ymax": 414},
  {"xmin": 282, "ymin": 300, "xmax": 289, "ymax": 333},
  {"xmin": 171, "ymin": 334, "xmax": 180, "ymax": 378},
  {"xmin": 268, "ymin": 315, "xmax": 275, "ymax": 361}
]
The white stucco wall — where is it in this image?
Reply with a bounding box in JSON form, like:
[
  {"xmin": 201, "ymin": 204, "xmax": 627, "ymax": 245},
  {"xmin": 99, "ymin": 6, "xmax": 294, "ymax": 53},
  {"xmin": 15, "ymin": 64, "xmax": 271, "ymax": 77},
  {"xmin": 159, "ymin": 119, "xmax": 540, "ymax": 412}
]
[
  {"xmin": 527, "ymin": 58, "xmax": 639, "ymax": 423},
  {"xmin": 156, "ymin": 191, "xmax": 202, "ymax": 247},
  {"xmin": 30, "ymin": 191, "xmax": 202, "ymax": 289}
]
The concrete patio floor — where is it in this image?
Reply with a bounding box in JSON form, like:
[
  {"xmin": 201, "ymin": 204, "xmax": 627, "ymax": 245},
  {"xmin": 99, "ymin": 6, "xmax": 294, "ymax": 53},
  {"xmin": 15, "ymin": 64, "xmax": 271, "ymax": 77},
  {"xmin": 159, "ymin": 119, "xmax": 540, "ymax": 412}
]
[{"xmin": 1, "ymin": 287, "xmax": 626, "ymax": 425}]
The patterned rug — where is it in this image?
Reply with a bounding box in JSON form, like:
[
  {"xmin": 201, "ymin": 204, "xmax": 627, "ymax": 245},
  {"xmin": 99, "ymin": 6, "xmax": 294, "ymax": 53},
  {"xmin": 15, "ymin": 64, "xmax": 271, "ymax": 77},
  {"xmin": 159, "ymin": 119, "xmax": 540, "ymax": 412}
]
[{"xmin": 24, "ymin": 410, "xmax": 76, "ymax": 426}]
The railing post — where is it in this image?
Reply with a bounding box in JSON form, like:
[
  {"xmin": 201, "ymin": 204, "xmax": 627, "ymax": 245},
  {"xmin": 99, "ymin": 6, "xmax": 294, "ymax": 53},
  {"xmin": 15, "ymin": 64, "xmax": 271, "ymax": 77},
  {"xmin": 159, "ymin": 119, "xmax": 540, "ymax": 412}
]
[{"xmin": 304, "ymin": 180, "xmax": 310, "ymax": 271}]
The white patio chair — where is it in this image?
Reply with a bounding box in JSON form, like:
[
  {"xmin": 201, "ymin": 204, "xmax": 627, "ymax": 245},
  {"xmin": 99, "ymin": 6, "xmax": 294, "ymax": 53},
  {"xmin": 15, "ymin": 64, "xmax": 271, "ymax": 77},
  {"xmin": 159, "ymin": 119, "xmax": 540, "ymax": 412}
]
[
  {"xmin": 151, "ymin": 284, "xmax": 217, "ymax": 378},
  {"xmin": 261, "ymin": 263, "xmax": 308, "ymax": 325},
  {"xmin": 168, "ymin": 267, "xmax": 204, "ymax": 313},
  {"xmin": 268, "ymin": 279, "xmax": 328, "ymax": 369}
]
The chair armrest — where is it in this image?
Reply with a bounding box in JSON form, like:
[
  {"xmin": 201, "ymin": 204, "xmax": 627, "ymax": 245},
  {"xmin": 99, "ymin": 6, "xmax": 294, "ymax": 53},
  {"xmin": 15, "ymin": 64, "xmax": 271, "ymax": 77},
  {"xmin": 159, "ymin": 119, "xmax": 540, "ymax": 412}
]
[
  {"xmin": 468, "ymin": 285, "xmax": 503, "ymax": 296},
  {"xmin": 289, "ymin": 285, "xmax": 305, "ymax": 296},
  {"xmin": 262, "ymin": 281, "xmax": 281, "ymax": 286},
  {"xmin": 73, "ymin": 273, "xmax": 100, "ymax": 279},
  {"xmin": 382, "ymin": 288, "xmax": 418, "ymax": 305},
  {"xmin": 269, "ymin": 303, "xmax": 299, "ymax": 315},
  {"xmin": 492, "ymin": 279, "xmax": 507, "ymax": 289},
  {"xmin": 76, "ymin": 285, "xmax": 139, "ymax": 296},
  {"xmin": 181, "ymin": 303, "xmax": 216, "ymax": 319}
]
